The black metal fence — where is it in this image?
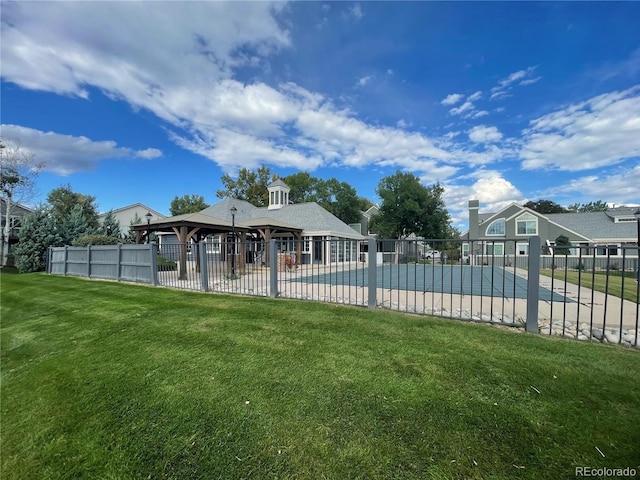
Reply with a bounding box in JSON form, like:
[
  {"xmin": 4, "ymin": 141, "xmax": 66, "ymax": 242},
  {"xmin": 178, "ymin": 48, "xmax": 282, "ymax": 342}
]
[{"xmin": 48, "ymin": 237, "xmax": 639, "ymax": 348}]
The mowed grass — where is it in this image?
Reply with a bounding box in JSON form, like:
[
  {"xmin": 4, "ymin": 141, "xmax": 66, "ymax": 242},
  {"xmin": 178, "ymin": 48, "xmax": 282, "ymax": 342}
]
[
  {"xmin": 1, "ymin": 273, "xmax": 640, "ymax": 480},
  {"xmin": 541, "ymin": 268, "xmax": 640, "ymax": 303}
]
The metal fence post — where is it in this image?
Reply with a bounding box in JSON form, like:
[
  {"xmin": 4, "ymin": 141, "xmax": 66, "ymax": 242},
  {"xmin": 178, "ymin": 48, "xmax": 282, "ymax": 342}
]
[
  {"xmin": 199, "ymin": 240, "xmax": 209, "ymax": 292},
  {"xmin": 86, "ymin": 245, "xmax": 91, "ymax": 278},
  {"xmin": 269, "ymin": 239, "xmax": 278, "ymax": 298},
  {"xmin": 368, "ymin": 237, "xmax": 377, "ymax": 308},
  {"xmin": 149, "ymin": 242, "xmax": 158, "ymax": 286},
  {"xmin": 526, "ymin": 236, "xmax": 540, "ymax": 333},
  {"xmin": 116, "ymin": 244, "xmax": 122, "ymax": 281}
]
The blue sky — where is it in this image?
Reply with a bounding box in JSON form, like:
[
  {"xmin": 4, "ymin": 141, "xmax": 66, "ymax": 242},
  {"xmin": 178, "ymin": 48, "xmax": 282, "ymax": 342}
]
[{"xmin": 1, "ymin": 1, "xmax": 639, "ymax": 229}]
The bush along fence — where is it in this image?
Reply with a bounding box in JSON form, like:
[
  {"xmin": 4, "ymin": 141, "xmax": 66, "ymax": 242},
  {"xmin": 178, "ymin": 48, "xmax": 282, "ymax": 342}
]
[{"xmin": 48, "ymin": 237, "xmax": 639, "ymax": 348}]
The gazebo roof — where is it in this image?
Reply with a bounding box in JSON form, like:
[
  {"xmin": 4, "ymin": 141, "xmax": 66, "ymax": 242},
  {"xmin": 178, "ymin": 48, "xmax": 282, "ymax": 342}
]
[{"xmin": 131, "ymin": 210, "xmax": 303, "ymax": 239}]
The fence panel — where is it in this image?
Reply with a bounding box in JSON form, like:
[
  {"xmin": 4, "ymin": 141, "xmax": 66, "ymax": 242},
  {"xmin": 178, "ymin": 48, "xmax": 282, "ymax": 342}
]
[
  {"xmin": 274, "ymin": 238, "xmax": 370, "ymax": 306},
  {"xmin": 47, "ymin": 238, "xmax": 639, "ymax": 348},
  {"xmin": 48, "ymin": 244, "xmax": 155, "ymax": 284},
  {"xmin": 88, "ymin": 245, "xmax": 119, "ymax": 280},
  {"xmin": 538, "ymin": 244, "xmax": 639, "ymax": 347}
]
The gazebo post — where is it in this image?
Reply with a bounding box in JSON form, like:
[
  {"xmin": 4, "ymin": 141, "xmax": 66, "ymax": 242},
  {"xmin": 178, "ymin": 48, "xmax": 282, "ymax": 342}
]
[
  {"xmin": 178, "ymin": 226, "xmax": 188, "ymax": 280},
  {"xmin": 240, "ymin": 232, "xmax": 247, "ymax": 274},
  {"xmin": 296, "ymin": 232, "xmax": 302, "ymax": 265}
]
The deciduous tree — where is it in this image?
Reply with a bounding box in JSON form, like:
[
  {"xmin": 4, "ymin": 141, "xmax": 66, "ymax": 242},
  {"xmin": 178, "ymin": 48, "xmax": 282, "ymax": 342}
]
[
  {"xmin": 370, "ymin": 171, "xmax": 450, "ymax": 240},
  {"xmin": 47, "ymin": 184, "xmax": 99, "ymax": 230},
  {"xmin": 523, "ymin": 199, "xmax": 568, "ymax": 214},
  {"xmin": 216, "ymin": 166, "xmax": 275, "ymax": 207},
  {"xmin": 170, "ymin": 194, "xmax": 209, "ymax": 216},
  {"xmin": 567, "ymin": 201, "xmax": 608, "ymax": 213},
  {"xmin": 0, "ymin": 140, "xmax": 44, "ymax": 265}
]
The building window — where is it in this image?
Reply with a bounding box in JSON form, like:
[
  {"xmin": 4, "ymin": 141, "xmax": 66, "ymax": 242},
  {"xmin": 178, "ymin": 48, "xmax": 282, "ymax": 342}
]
[
  {"xmin": 517, "ymin": 243, "xmax": 528, "ymax": 255},
  {"xmin": 485, "ymin": 243, "xmax": 504, "ymax": 255},
  {"xmin": 462, "ymin": 243, "xmax": 469, "ymax": 257},
  {"xmin": 486, "ymin": 219, "xmax": 505, "ymax": 236},
  {"xmin": 303, "ymin": 236, "xmax": 311, "ymax": 252},
  {"xmin": 596, "ymin": 245, "xmax": 619, "ymax": 256},
  {"xmin": 516, "ymin": 213, "xmax": 537, "ymax": 235}
]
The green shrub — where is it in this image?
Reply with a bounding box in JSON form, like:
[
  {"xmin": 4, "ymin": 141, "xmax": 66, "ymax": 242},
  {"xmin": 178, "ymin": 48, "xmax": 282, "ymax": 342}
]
[
  {"xmin": 72, "ymin": 234, "xmax": 121, "ymax": 247},
  {"xmin": 157, "ymin": 256, "xmax": 177, "ymax": 271}
]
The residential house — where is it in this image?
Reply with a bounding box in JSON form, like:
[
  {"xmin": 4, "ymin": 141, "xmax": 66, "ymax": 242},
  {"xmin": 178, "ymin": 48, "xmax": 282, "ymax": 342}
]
[
  {"xmin": 462, "ymin": 199, "xmax": 639, "ymax": 260},
  {"xmin": 98, "ymin": 203, "xmax": 166, "ymax": 238},
  {"xmin": 1, "ymin": 198, "xmax": 33, "ymax": 266}
]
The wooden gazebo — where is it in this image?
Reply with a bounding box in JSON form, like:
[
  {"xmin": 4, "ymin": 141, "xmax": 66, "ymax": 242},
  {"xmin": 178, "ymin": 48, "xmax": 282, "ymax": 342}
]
[{"xmin": 131, "ymin": 212, "xmax": 303, "ymax": 279}]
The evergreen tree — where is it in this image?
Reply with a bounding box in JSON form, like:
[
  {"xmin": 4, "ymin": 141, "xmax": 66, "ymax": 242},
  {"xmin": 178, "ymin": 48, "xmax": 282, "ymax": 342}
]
[
  {"xmin": 59, "ymin": 204, "xmax": 93, "ymax": 245},
  {"xmin": 555, "ymin": 235, "xmax": 572, "ymax": 255},
  {"xmin": 100, "ymin": 210, "xmax": 122, "ymax": 239},
  {"xmin": 13, "ymin": 206, "xmax": 61, "ymax": 273},
  {"xmin": 125, "ymin": 213, "xmax": 142, "ymax": 243}
]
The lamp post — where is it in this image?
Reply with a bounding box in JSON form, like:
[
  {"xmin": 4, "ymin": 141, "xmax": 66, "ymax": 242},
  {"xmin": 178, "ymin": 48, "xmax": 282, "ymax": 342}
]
[
  {"xmin": 145, "ymin": 211, "xmax": 152, "ymax": 244},
  {"xmin": 230, "ymin": 206, "xmax": 237, "ymax": 275}
]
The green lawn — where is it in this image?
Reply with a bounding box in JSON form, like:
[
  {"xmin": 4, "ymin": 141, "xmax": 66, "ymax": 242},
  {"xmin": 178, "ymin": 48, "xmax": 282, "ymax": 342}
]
[
  {"xmin": 2, "ymin": 273, "xmax": 639, "ymax": 480},
  {"xmin": 541, "ymin": 268, "xmax": 639, "ymax": 303}
]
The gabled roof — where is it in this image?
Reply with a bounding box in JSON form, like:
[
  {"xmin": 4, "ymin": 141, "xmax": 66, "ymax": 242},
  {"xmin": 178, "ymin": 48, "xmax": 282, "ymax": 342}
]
[
  {"xmin": 464, "ymin": 202, "xmax": 638, "ymax": 243},
  {"xmin": 546, "ymin": 211, "xmax": 638, "ymax": 242},
  {"xmin": 0, "ymin": 197, "xmax": 33, "ymax": 215},
  {"xmin": 267, "ymin": 178, "xmax": 290, "ymax": 189},
  {"xmin": 200, "ymin": 197, "xmax": 365, "ymax": 239},
  {"xmin": 98, "ymin": 202, "xmax": 165, "ymax": 218}
]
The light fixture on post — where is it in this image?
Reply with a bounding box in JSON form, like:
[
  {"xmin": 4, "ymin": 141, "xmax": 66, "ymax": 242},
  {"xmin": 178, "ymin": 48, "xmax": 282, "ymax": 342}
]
[
  {"xmin": 230, "ymin": 205, "xmax": 237, "ymax": 275},
  {"xmin": 145, "ymin": 211, "xmax": 152, "ymax": 244}
]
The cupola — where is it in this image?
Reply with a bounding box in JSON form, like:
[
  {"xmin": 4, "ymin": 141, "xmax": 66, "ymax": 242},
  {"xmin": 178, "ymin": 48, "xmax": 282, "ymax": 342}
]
[{"xmin": 267, "ymin": 179, "xmax": 291, "ymax": 210}]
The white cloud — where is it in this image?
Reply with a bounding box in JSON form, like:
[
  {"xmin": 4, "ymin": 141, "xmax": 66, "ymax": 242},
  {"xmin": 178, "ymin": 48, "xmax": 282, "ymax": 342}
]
[
  {"xmin": 357, "ymin": 75, "xmax": 372, "ymax": 87},
  {"xmin": 543, "ymin": 164, "xmax": 640, "ymax": 205},
  {"xmin": 467, "ymin": 91, "xmax": 482, "ymax": 102},
  {"xmin": 1, "ymin": 2, "xmax": 290, "ymax": 98},
  {"xmin": 449, "ymin": 101, "xmax": 474, "ymax": 116},
  {"xmin": 491, "ymin": 66, "xmax": 539, "ymax": 101},
  {"xmin": 471, "ymin": 110, "xmax": 489, "ymax": 119},
  {"xmin": 468, "ymin": 125, "xmax": 503, "ymax": 143},
  {"xmin": 0, "ymin": 124, "xmax": 161, "ymax": 175},
  {"xmin": 441, "ymin": 93, "xmax": 464, "ymax": 106},
  {"xmin": 350, "ymin": 3, "xmax": 363, "ymax": 20},
  {"xmin": 135, "ymin": 148, "xmax": 163, "ymax": 159},
  {"xmin": 520, "ymin": 86, "xmax": 640, "ymax": 171},
  {"xmin": 520, "ymin": 76, "xmax": 541, "ymax": 86},
  {"xmin": 443, "ymin": 171, "xmax": 525, "ymax": 227}
]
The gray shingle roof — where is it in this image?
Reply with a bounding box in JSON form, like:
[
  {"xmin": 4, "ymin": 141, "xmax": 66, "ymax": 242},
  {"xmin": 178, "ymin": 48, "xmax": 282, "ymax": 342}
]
[
  {"xmin": 546, "ymin": 211, "xmax": 637, "ymax": 241},
  {"xmin": 199, "ymin": 198, "xmax": 365, "ymax": 239}
]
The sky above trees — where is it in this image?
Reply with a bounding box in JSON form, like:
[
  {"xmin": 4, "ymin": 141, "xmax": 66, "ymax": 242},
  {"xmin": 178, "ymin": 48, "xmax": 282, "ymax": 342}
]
[{"xmin": 1, "ymin": 1, "xmax": 639, "ymax": 230}]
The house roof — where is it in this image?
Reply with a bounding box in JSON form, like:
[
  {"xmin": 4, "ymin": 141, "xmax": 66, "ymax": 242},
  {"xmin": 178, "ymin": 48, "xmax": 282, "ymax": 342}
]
[
  {"xmin": 546, "ymin": 211, "xmax": 638, "ymax": 242},
  {"xmin": 0, "ymin": 198, "xmax": 33, "ymax": 216},
  {"xmin": 200, "ymin": 197, "xmax": 365, "ymax": 239},
  {"xmin": 465, "ymin": 202, "xmax": 638, "ymax": 243},
  {"xmin": 98, "ymin": 202, "xmax": 166, "ymax": 218},
  {"xmin": 267, "ymin": 179, "xmax": 290, "ymax": 189}
]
